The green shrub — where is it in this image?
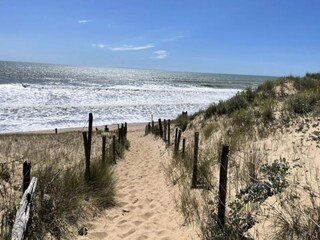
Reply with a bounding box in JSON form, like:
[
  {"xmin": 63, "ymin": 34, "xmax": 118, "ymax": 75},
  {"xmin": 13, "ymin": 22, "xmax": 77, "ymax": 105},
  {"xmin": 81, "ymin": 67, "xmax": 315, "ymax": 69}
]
[
  {"xmin": 306, "ymin": 72, "xmax": 320, "ymax": 80},
  {"xmin": 257, "ymin": 80, "xmax": 276, "ymax": 97},
  {"xmin": 244, "ymin": 87, "xmax": 256, "ymax": 103},
  {"xmin": 288, "ymin": 91, "xmax": 318, "ymax": 114},
  {"xmin": 225, "ymin": 92, "xmax": 249, "ymax": 114},
  {"xmin": 204, "ymin": 159, "xmax": 290, "ymax": 239},
  {"xmin": 293, "ymin": 76, "xmax": 320, "ymax": 91},
  {"xmin": 231, "ymin": 108, "xmax": 254, "ymax": 128}
]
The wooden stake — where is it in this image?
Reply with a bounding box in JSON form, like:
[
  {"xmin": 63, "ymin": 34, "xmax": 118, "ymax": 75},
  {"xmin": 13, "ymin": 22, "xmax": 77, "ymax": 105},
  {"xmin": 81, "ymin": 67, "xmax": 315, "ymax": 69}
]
[
  {"xmin": 176, "ymin": 129, "xmax": 182, "ymax": 152},
  {"xmin": 182, "ymin": 138, "xmax": 186, "ymax": 158},
  {"xmin": 218, "ymin": 144, "xmax": 229, "ymax": 229},
  {"xmin": 191, "ymin": 132, "xmax": 199, "ymax": 188},
  {"xmin": 168, "ymin": 120, "xmax": 171, "ymax": 145},
  {"xmin": 158, "ymin": 118, "xmax": 163, "ymax": 138},
  {"xmin": 112, "ymin": 135, "xmax": 116, "ymax": 164},
  {"xmin": 174, "ymin": 128, "xmax": 178, "ymax": 151},
  {"xmin": 102, "ymin": 136, "xmax": 106, "ymax": 163},
  {"xmin": 22, "ymin": 161, "xmax": 31, "ymax": 193}
]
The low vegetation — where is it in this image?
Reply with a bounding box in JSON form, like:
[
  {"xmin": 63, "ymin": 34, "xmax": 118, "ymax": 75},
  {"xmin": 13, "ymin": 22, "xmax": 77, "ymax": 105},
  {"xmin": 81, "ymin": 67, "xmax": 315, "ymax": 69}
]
[
  {"xmin": 0, "ymin": 129, "xmax": 129, "ymax": 239},
  {"xmin": 165, "ymin": 72, "xmax": 320, "ymax": 240}
]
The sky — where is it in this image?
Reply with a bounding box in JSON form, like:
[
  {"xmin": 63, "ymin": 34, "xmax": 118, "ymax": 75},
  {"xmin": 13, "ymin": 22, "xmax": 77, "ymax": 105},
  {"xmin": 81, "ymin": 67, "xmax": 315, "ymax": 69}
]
[{"xmin": 0, "ymin": 0, "xmax": 319, "ymax": 76}]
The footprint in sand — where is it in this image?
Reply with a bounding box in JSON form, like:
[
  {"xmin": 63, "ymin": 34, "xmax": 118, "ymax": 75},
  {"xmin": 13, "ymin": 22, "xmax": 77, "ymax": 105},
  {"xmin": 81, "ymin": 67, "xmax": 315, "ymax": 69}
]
[
  {"xmin": 90, "ymin": 231, "xmax": 108, "ymax": 239},
  {"xmin": 141, "ymin": 212, "xmax": 154, "ymax": 220},
  {"xmin": 133, "ymin": 220, "xmax": 143, "ymax": 226}
]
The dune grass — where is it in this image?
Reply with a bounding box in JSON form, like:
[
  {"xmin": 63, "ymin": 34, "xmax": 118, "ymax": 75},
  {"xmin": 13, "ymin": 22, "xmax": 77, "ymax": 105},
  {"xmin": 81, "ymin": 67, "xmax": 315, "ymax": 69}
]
[
  {"xmin": 0, "ymin": 129, "xmax": 128, "ymax": 239},
  {"xmin": 166, "ymin": 72, "xmax": 320, "ymax": 240}
]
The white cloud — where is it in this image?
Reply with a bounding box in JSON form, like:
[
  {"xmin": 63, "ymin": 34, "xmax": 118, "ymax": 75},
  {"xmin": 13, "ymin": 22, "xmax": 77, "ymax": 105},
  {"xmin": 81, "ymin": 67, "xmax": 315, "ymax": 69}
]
[
  {"xmin": 92, "ymin": 43, "xmax": 155, "ymax": 51},
  {"xmin": 78, "ymin": 19, "xmax": 92, "ymax": 24},
  {"xmin": 109, "ymin": 44, "xmax": 155, "ymax": 51},
  {"xmin": 91, "ymin": 44, "xmax": 108, "ymax": 48},
  {"xmin": 160, "ymin": 35, "xmax": 184, "ymax": 42},
  {"xmin": 153, "ymin": 50, "xmax": 168, "ymax": 59}
]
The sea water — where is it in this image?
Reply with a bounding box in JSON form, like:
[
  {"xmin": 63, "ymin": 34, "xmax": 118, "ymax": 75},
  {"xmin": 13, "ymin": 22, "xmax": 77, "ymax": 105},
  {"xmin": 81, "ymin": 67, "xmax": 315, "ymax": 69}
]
[{"xmin": 0, "ymin": 61, "xmax": 275, "ymax": 133}]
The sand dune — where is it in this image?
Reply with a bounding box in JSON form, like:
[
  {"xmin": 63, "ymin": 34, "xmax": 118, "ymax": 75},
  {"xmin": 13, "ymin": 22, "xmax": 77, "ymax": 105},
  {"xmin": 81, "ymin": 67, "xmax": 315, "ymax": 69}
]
[{"xmin": 78, "ymin": 125, "xmax": 199, "ymax": 240}]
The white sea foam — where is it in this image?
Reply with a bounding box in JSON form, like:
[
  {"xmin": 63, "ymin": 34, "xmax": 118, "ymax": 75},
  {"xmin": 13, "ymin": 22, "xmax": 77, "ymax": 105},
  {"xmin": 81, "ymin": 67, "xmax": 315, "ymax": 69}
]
[{"xmin": 0, "ymin": 61, "xmax": 273, "ymax": 133}]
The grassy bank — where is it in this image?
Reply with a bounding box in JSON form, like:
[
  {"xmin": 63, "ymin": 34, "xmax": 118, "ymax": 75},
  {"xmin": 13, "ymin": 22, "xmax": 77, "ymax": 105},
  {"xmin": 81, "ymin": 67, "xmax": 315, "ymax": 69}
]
[
  {"xmin": 0, "ymin": 129, "xmax": 129, "ymax": 239},
  {"xmin": 167, "ymin": 73, "xmax": 320, "ymax": 239}
]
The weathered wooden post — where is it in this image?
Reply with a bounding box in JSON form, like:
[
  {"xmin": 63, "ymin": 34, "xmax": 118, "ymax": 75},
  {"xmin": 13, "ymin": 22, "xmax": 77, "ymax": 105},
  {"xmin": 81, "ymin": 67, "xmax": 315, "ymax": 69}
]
[
  {"xmin": 104, "ymin": 125, "xmax": 109, "ymax": 132},
  {"xmin": 174, "ymin": 128, "xmax": 178, "ymax": 150},
  {"xmin": 176, "ymin": 129, "xmax": 182, "ymax": 152},
  {"xmin": 55, "ymin": 128, "xmax": 58, "ymax": 134},
  {"xmin": 151, "ymin": 120, "xmax": 154, "ymax": 133},
  {"xmin": 147, "ymin": 123, "xmax": 151, "ymax": 133},
  {"xmin": 158, "ymin": 119, "xmax": 163, "ymax": 138},
  {"xmin": 182, "ymin": 138, "xmax": 186, "ymax": 158},
  {"xmin": 82, "ymin": 113, "xmax": 93, "ymax": 182},
  {"xmin": 125, "ymin": 122, "xmax": 128, "ymax": 138},
  {"xmin": 22, "ymin": 161, "xmax": 31, "ymax": 193},
  {"xmin": 112, "ymin": 135, "xmax": 116, "ymax": 164},
  {"xmin": 12, "ymin": 177, "xmax": 37, "ymax": 240},
  {"xmin": 102, "ymin": 136, "xmax": 106, "ymax": 163},
  {"xmin": 191, "ymin": 132, "xmax": 199, "ymax": 188},
  {"xmin": 121, "ymin": 124, "xmax": 125, "ymax": 143},
  {"xmin": 218, "ymin": 144, "xmax": 230, "ymax": 230},
  {"xmin": 168, "ymin": 119, "xmax": 171, "ymax": 145},
  {"xmin": 163, "ymin": 119, "xmax": 167, "ymax": 141}
]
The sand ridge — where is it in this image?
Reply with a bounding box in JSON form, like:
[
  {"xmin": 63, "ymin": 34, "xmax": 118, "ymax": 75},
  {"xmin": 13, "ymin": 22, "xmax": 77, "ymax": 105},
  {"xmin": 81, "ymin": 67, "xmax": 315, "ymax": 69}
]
[{"xmin": 78, "ymin": 125, "xmax": 199, "ymax": 240}]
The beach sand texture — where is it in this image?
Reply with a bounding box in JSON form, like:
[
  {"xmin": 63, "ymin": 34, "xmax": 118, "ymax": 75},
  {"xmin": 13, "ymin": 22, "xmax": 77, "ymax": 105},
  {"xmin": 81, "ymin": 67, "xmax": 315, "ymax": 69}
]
[{"xmin": 78, "ymin": 125, "xmax": 200, "ymax": 240}]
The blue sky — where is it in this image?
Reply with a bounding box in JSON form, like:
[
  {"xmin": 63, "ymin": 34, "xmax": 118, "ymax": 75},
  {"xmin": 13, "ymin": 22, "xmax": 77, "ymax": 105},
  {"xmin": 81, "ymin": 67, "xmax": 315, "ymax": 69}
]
[{"xmin": 0, "ymin": 0, "xmax": 319, "ymax": 76}]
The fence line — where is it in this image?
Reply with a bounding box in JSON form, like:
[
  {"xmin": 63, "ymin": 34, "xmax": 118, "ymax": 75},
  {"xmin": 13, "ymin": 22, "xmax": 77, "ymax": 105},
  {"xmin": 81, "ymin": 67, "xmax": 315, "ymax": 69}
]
[{"xmin": 0, "ymin": 113, "xmax": 129, "ymax": 239}]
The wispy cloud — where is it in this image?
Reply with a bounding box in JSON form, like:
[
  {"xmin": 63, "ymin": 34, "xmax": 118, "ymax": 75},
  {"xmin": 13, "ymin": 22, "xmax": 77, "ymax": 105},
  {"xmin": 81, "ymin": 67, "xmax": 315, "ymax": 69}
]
[
  {"xmin": 78, "ymin": 19, "xmax": 92, "ymax": 24},
  {"xmin": 92, "ymin": 43, "xmax": 155, "ymax": 51},
  {"xmin": 153, "ymin": 50, "xmax": 168, "ymax": 59},
  {"xmin": 91, "ymin": 44, "xmax": 108, "ymax": 48},
  {"xmin": 109, "ymin": 44, "xmax": 155, "ymax": 51},
  {"xmin": 160, "ymin": 35, "xmax": 184, "ymax": 43}
]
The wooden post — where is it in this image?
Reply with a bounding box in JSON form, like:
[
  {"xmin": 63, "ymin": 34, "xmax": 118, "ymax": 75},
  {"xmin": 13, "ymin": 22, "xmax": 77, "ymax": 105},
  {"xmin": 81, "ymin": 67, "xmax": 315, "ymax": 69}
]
[
  {"xmin": 218, "ymin": 144, "xmax": 230, "ymax": 230},
  {"xmin": 182, "ymin": 138, "xmax": 186, "ymax": 158},
  {"xmin": 22, "ymin": 161, "xmax": 31, "ymax": 193},
  {"xmin": 82, "ymin": 132, "xmax": 90, "ymax": 181},
  {"xmin": 176, "ymin": 129, "xmax": 182, "ymax": 152},
  {"xmin": 112, "ymin": 135, "xmax": 116, "ymax": 164},
  {"xmin": 121, "ymin": 124, "xmax": 125, "ymax": 143},
  {"xmin": 158, "ymin": 119, "xmax": 163, "ymax": 138},
  {"xmin": 104, "ymin": 125, "xmax": 109, "ymax": 132},
  {"xmin": 148, "ymin": 123, "xmax": 151, "ymax": 133},
  {"xmin": 174, "ymin": 128, "xmax": 178, "ymax": 151},
  {"xmin": 168, "ymin": 120, "xmax": 171, "ymax": 145},
  {"xmin": 11, "ymin": 177, "xmax": 37, "ymax": 240},
  {"xmin": 118, "ymin": 125, "xmax": 121, "ymax": 143},
  {"xmin": 125, "ymin": 122, "xmax": 128, "ymax": 138},
  {"xmin": 191, "ymin": 132, "xmax": 199, "ymax": 188},
  {"xmin": 82, "ymin": 113, "xmax": 93, "ymax": 182},
  {"xmin": 88, "ymin": 113, "xmax": 93, "ymax": 157},
  {"xmin": 102, "ymin": 136, "xmax": 106, "ymax": 163},
  {"xmin": 55, "ymin": 128, "xmax": 57, "ymax": 134},
  {"xmin": 163, "ymin": 119, "xmax": 167, "ymax": 141},
  {"xmin": 151, "ymin": 120, "xmax": 154, "ymax": 133}
]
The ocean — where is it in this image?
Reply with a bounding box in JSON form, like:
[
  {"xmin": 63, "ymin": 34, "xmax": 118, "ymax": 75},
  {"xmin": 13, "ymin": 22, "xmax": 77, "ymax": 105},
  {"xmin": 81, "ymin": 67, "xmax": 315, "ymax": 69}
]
[{"xmin": 0, "ymin": 61, "xmax": 275, "ymax": 133}]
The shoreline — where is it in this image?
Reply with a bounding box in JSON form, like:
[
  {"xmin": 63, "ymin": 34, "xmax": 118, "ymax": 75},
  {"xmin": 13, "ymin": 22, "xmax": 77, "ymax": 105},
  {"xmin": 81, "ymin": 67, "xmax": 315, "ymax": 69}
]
[{"xmin": 0, "ymin": 122, "xmax": 149, "ymax": 135}]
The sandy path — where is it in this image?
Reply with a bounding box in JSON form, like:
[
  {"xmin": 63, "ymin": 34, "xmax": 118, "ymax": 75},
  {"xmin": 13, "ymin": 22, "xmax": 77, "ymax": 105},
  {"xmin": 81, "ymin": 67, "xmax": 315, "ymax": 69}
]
[{"xmin": 78, "ymin": 125, "xmax": 199, "ymax": 240}]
